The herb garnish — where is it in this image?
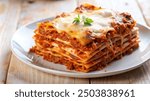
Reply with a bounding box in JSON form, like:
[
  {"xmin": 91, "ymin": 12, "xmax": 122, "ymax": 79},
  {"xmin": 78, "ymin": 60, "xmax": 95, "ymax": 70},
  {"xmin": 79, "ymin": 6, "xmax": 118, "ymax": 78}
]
[
  {"xmin": 73, "ymin": 15, "xmax": 93, "ymax": 26},
  {"xmin": 73, "ymin": 14, "xmax": 81, "ymax": 24},
  {"xmin": 82, "ymin": 16, "xmax": 93, "ymax": 26}
]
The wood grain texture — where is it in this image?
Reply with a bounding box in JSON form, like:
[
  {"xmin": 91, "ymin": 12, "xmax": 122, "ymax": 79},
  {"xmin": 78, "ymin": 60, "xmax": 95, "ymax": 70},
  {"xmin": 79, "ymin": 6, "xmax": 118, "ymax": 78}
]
[
  {"xmin": 0, "ymin": 0, "xmax": 8, "ymax": 84},
  {"xmin": 6, "ymin": 0, "xmax": 89, "ymax": 84},
  {"xmin": 0, "ymin": 0, "xmax": 21, "ymax": 83},
  {"xmin": 18, "ymin": 0, "xmax": 77, "ymax": 27}
]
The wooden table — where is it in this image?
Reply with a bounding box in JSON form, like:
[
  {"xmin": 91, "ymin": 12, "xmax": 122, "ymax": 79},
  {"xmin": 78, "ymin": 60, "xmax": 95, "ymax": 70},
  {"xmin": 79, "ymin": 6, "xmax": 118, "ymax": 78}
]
[{"xmin": 0, "ymin": 0, "xmax": 150, "ymax": 84}]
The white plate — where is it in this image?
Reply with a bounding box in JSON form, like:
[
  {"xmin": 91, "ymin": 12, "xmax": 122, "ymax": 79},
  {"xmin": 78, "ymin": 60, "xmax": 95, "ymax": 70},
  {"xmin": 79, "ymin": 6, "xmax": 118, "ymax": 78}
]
[{"xmin": 11, "ymin": 18, "xmax": 150, "ymax": 78}]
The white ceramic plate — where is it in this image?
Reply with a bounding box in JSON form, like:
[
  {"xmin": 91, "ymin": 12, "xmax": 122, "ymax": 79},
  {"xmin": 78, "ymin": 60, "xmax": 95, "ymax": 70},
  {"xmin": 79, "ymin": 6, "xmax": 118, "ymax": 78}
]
[{"xmin": 11, "ymin": 18, "xmax": 150, "ymax": 78}]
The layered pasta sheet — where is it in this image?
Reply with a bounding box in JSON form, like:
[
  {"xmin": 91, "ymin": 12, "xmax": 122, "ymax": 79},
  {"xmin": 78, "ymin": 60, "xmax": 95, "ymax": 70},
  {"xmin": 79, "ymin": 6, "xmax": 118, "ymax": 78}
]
[{"xmin": 30, "ymin": 4, "xmax": 139, "ymax": 72}]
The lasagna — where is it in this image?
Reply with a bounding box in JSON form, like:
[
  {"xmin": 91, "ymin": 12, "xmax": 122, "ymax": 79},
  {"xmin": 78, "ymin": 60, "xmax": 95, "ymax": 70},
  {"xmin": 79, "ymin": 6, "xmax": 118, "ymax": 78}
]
[{"xmin": 30, "ymin": 4, "xmax": 139, "ymax": 72}]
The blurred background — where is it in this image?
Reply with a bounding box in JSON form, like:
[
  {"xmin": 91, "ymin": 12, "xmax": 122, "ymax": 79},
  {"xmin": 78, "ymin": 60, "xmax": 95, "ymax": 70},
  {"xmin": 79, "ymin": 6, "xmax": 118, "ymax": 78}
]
[{"xmin": 0, "ymin": 0, "xmax": 149, "ymax": 27}]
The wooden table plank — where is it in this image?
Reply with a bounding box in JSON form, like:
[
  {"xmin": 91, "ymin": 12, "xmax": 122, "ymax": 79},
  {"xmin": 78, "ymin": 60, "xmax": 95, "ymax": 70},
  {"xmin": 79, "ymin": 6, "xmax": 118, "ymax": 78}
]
[
  {"xmin": 0, "ymin": 0, "xmax": 8, "ymax": 84},
  {"xmin": 0, "ymin": 0, "xmax": 7, "ymax": 28},
  {"xmin": 18, "ymin": 0, "xmax": 77, "ymax": 27},
  {"xmin": 0, "ymin": 0, "xmax": 21, "ymax": 83},
  {"xmin": 91, "ymin": 0, "xmax": 149, "ymax": 84},
  {"xmin": 6, "ymin": 0, "xmax": 89, "ymax": 84}
]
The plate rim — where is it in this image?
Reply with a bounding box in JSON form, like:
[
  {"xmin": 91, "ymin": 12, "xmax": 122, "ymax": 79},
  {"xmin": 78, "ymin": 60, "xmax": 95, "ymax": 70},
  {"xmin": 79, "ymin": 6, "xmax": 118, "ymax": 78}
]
[{"xmin": 10, "ymin": 17, "xmax": 150, "ymax": 78}]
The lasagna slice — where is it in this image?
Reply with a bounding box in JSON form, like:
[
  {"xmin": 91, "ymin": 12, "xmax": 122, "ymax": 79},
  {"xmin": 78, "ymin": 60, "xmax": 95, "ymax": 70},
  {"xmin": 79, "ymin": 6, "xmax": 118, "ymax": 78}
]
[{"xmin": 30, "ymin": 4, "xmax": 139, "ymax": 72}]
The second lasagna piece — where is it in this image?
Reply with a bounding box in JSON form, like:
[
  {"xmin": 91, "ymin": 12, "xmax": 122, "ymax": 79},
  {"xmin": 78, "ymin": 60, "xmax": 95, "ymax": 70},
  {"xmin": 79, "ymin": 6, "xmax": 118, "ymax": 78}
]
[{"xmin": 30, "ymin": 4, "xmax": 139, "ymax": 72}]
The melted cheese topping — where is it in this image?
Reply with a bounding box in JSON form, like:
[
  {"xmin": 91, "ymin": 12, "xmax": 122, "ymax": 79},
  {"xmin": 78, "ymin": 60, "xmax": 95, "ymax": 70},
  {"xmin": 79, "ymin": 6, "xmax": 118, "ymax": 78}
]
[{"xmin": 52, "ymin": 9, "xmax": 119, "ymax": 45}]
